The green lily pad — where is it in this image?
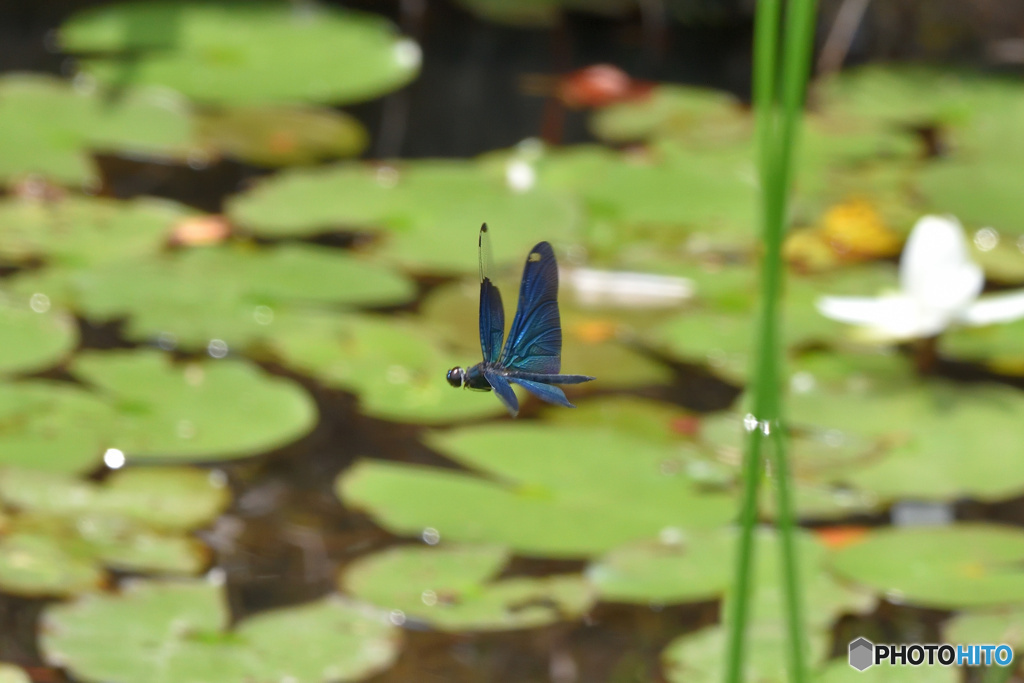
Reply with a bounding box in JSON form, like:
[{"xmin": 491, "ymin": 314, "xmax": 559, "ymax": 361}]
[
  {"xmin": 42, "ymin": 580, "xmax": 401, "ymax": 683},
  {"xmin": 589, "ymin": 84, "xmax": 749, "ymax": 148},
  {"xmin": 419, "ymin": 278, "xmax": 672, "ymax": 390},
  {"xmin": 0, "ymin": 467, "xmax": 229, "ymax": 531},
  {"xmin": 0, "ymin": 532, "xmax": 105, "ymax": 597},
  {"xmin": 0, "ymin": 195, "xmax": 195, "ymax": 268},
  {"xmin": 536, "ymin": 144, "xmax": 758, "ymax": 256},
  {"xmin": 591, "ymin": 528, "xmax": 872, "ymax": 625},
  {"xmin": 70, "ymin": 349, "xmax": 316, "ymax": 461},
  {"xmin": 0, "ymin": 467, "xmax": 227, "ymax": 596},
  {"xmin": 61, "ymin": 1, "xmax": 420, "ymax": 106},
  {"xmin": 945, "ymin": 606, "xmax": 1024, "ymax": 649},
  {"xmin": 545, "ymin": 396, "xmax": 697, "ymax": 445},
  {"xmin": 339, "ymin": 424, "xmax": 734, "ymax": 558},
  {"xmin": 0, "ymin": 73, "xmax": 192, "ymax": 188},
  {"xmin": 944, "ymin": 317, "xmax": 1024, "ymax": 374},
  {"xmin": 829, "ymin": 524, "xmax": 1024, "ymax": 609},
  {"xmin": 265, "ymin": 312, "xmax": 507, "ymax": 424},
  {"xmin": 662, "ymin": 622, "xmax": 830, "ymax": 683},
  {"xmin": 0, "ymin": 664, "xmax": 30, "ymax": 683},
  {"xmin": 195, "ymin": 104, "xmax": 367, "ymax": 167},
  {"xmin": 0, "ymin": 381, "xmax": 116, "ymax": 474},
  {"xmin": 0, "ymin": 294, "xmax": 77, "ymax": 375},
  {"xmin": 227, "ymin": 160, "xmax": 581, "ymax": 274},
  {"xmin": 16, "ymin": 243, "xmax": 415, "ymax": 349},
  {"xmin": 342, "ymin": 544, "xmax": 595, "ymax": 631},
  {"xmin": 652, "ymin": 264, "xmax": 900, "ymax": 383}
]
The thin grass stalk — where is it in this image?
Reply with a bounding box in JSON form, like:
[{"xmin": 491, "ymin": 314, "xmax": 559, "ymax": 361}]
[
  {"xmin": 722, "ymin": 0, "xmax": 782, "ymax": 681},
  {"xmin": 724, "ymin": 0, "xmax": 818, "ymax": 681}
]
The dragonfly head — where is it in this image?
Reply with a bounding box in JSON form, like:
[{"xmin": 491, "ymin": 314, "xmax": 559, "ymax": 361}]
[{"xmin": 446, "ymin": 366, "xmax": 466, "ymax": 388}]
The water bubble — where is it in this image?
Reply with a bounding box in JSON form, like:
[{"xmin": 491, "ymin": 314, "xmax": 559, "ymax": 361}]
[
  {"xmin": 208, "ymin": 469, "xmax": 228, "ymax": 488},
  {"xmin": 743, "ymin": 413, "xmax": 758, "ymax": 432},
  {"xmin": 157, "ymin": 331, "xmax": 178, "ymax": 350},
  {"xmin": 393, "ymin": 39, "xmax": 422, "ymax": 70},
  {"xmin": 207, "ymin": 339, "xmax": 229, "ymax": 359},
  {"xmin": 103, "ymin": 448, "xmax": 125, "ymax": 469},
  {"xmin": 760, "ymin": 421, "xmax": 771, "ymax": 436},
  {"xmin": 388, "ymin": 609, "xmax": 407, "ymax": 626},
  {"xmin": 421, "ymin": 527, "xmax": 441, "ymax": 545},
  {"xmin": 790, "ymin": 371, "xmax": 815, "ymax": 394},
  {"xmin": 421, "ymin": 589, "xmax": 438, "ymax": 606},
  {"xmin": 376, "ymin": 165, "xmax": 399, "ymax": 188},
  {"xmin": 253, "ymin": 305, "xmax": 274, "ymax": 325},
  {"xmin": 205, "ymin": 567, "xmax": 226, "ymax": 586},
  {"xmin": 29, "ymin": 293, "xmax": 50, "ymax": 313},
  {"xmin": 505, "ymin": 160, "xmax": 536, "ymax": 193},
  {"xmin": 974, "ymin": 227, "xmax": 999, "ymax": 252}
]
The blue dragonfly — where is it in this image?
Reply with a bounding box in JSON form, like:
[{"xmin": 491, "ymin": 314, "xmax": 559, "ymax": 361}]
[{"xmin": 446, "ymin": 224, "xmax": 595, "ymax": 416}]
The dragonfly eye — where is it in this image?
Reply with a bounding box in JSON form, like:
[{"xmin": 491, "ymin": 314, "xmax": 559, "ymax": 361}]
[{"xmin": 446, "ymin": 367, "xmax": 465, "ymax": 388}]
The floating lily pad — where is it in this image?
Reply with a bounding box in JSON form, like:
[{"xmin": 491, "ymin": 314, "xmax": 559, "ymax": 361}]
[
  {"xmin": 227, "ymin": 160, "xmax": 580, "ymax": 273},
  {"xmin": 589, "ymin": 84, "xmax": 749, "ymax": 148},
  {"xmin": 536, "ymin": 145, "xmax": 758, "ymax": 255},
  {"xmin": 42, "ymin": 580, "xmax": 401, "ymax": 683},
  {"xmin": 829, "ymin": 524, "xmax": 1024, "ymax": 609},
  {"xmin": 652, "ymin": 264, "xmax": 900, "ymax": 383},
  {"xmin": 945, "ymin": 606, "xmax": 1024, "ymax": 649},
  {"xmin": 195, "ymin": 104, "xmax": 367, "ymax": 166},
  {"xmin": 662, "ymin": 622, "xmax": 829, "ymax": 683},
  {"xmin": 16, "ymin": 243, "xmax": 415, "ymax": 348},
  {"xmin": 0, "ymin": 467, "xmax": 226, "ymax": 596},
  {"xmin": 419, "ymin": 279, "xmax": 672, "ymax": 390},
  {"xmin": 545, "ymin": 396, "xmax": 697, "ymax": 445},
  {"xmin": 342, "ymin": 544, "xmax": 594, "ymax": 631},
  {"xmin": 0, "ymin": 532, "xmax": 105, "ymax": 597},
  {"xmin": 591, "ymin": 528, "xmax": 872, "ymax": 626},
  {"xmin": 0, "ymin": 664, "xmax": 30, "ymax": 683},
  {"xmin": 265, "ymin": 312, "xmax": 506, "ymax": 424},
  {"xmin": 0, "ymin": 381, "xmax": 116, "ymax": 474},
  {"xmin": 0, "ymin": 195, "xmax": 195, "ymax": 268},
  {"xmin": 944, "ymin": 317, "xmax": 1024, "ymax": 374},
  {"xmin": 0, "ymin": 295, "xmax": 77, "ymax": 375},
  {"xmin": 0, "ymin": 73, "xmax": 192, "ymax": 187},
  {"xmin": 0, "ymin": 467, "xmax": 229, "ymax": 531},
  {"xmin": 339, "ymin": 424, "xmax": 734, "ymax": 557},
  {"xmin": 61, "ymin": 1, "xmax": 420, "ymax": 106},
  {"xmin": 70, "ymin": 349, "xmax": 316, "ymax": 461}
]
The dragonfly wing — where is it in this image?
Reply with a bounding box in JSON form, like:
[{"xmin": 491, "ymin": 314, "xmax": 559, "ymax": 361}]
[
  {"xmin": 485, "ymin": 371, "xmax": 519, "ymax": 416},
  {"xmin": 499, "ymin": 242, "xmax": 562, "ymax": 374},
  {"xmin": 478, "ymin": 224, "xmax": 505, "ymax": 363},
  {"xmin": 508, "ymin": 377, "xmax": 574, "ymax": 408}
]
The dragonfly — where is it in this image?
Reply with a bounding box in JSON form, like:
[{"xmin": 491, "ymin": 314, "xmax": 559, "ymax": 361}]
[{"xmin": 446, "ymin": 224, "xmax": 595, "ymax": 416}]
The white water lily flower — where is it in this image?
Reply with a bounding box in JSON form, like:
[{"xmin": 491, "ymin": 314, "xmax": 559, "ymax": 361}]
[{"xmin": 817, "ymin": 215, "xmax": 1024, "ymax": 341}]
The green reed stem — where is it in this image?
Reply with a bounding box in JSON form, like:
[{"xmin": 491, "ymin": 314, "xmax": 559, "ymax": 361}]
[{"xmin": 724, "ymin": 0, "xmax": 818, "ymax": 681}]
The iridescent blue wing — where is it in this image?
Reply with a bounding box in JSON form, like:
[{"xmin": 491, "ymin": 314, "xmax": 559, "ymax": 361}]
[
  {"xmin": 508, "ymin": 377, "xmax": 574, "ymax": 408},
  {"xmin": 499, "ymin": 242, "xmax": 562, "ymax": 374},
  {"xmin": 485, "ymin": 371, "xmax": 519, "ymax": 416},
  {"xmin": 478, "ymin": 224, "xmax": 504, "ymax": 364}
]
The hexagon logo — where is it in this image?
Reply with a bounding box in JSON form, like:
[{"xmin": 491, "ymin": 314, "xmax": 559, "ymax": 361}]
[{"xmin": 849, "ymin": 637, "xmax": 874, "ymax": 671}]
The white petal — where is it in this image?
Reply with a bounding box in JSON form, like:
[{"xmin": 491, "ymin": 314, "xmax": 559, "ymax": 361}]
[
  {"xmin": 900, "ymin": 215, "xmax": 983, "ymax": 313},
  {"xmin": 817, "ymin": 294, "xmax": 937, "ymax": 338},
  {"xmin": 960, "ymin": 289, "xmax": 1024, "ymax": 326}
]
